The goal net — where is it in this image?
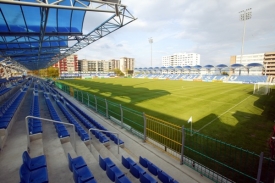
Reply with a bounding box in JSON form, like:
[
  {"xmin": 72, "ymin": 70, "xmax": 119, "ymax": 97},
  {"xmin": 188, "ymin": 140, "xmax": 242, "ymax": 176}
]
[{"xmin": 253, "ymin": 82, "xmax": 271, "ymax": 95}]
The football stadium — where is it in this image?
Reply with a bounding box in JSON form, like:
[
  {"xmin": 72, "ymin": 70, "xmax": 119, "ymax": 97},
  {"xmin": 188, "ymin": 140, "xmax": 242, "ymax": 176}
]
[{"xmin": 0, "ymin": 1, "xmax": 275, "ymax": 183}]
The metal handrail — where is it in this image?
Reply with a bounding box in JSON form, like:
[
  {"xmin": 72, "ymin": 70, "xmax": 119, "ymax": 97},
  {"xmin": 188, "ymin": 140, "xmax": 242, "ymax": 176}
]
[
  {"xmin": 25, "ymin": 116, "xmax": 76, "ymax": 154},
  {"xmin": 88, "ymin": 128, "xmax": 120, "ymax": 154}
]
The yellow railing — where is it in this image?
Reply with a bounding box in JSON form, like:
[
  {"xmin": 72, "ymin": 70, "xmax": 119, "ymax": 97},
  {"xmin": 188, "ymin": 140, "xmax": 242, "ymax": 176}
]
[{"xmin": 145, "ymin": 114, "xmax": 182, "ymax": 154}]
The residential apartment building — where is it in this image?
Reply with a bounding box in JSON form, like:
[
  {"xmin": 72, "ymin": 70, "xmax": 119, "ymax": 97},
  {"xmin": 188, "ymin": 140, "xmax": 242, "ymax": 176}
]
[
  {"xmin": 53, "ymin": 54, "xmax": 78, "ymax": 73},
  {"xmin": 119, "ymin": 57, "xmax": 134, "ymax": 73},
  {"xmin": 162, "ymin": 53, "xmax": 200, "ymax": 67},
  {"xmin": 264, "ymin": 52, "xmax": 275, "ymax": 76},
  {"xmin": 230, "ymin": 53, "xmax": 264, "ymax": 75},
  {"xmin": 78, "ymin": 60, "xmax": 112, "ymax": 72},
  {"xmin": 58, "ymin": 56, "xmax": 134, "ymax": 74}
]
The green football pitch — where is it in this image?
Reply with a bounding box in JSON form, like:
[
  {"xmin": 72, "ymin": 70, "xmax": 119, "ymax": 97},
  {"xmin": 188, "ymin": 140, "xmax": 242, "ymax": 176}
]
[{"xmin": 57, "ymin": 78, "xmax": 275, "ymax": 154}]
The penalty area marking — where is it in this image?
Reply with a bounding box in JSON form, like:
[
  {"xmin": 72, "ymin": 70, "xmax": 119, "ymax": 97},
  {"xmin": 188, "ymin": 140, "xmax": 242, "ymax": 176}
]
[{"xmin": 197, "ymin": 95, "xmax": 252, "ymax": 132}]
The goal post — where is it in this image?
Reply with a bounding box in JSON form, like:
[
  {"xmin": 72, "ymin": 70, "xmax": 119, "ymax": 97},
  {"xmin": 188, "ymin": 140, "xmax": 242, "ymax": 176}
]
[{"xmin": 253, "ymin": 82, "xmax": 271, "ymax": 95}]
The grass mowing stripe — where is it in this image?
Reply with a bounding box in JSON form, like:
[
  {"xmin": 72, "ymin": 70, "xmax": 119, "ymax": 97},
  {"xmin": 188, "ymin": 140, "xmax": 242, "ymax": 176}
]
[{"xmin": 197, "ymin": 95, "xmax": 252, "ymax": 132}]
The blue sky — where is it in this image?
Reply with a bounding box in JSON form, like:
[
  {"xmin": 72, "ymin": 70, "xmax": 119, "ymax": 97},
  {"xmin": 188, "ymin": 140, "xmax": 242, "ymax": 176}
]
[{"xmin": 76, "ymin": 0, "xmax": 275, "ymax": 68}]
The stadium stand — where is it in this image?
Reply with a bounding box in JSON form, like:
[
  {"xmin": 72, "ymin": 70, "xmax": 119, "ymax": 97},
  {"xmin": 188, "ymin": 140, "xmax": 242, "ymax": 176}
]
[
  {"xmin": 0, "ymin": 77, "xmax": 215, "ymax": 183},
  {"xmin": 227, "ymin": 75, "xmax": 268, "ymax": 83}
]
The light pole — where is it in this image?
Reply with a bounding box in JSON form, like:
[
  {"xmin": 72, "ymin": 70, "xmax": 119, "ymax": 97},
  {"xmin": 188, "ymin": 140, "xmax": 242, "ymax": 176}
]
[
  {"xmin": 239, "ymin": 8, "xmax": 252, "ymax": 74},
  {"xmin": 148, "ymin": 37, "xmax": 153, "ymax": 67}
]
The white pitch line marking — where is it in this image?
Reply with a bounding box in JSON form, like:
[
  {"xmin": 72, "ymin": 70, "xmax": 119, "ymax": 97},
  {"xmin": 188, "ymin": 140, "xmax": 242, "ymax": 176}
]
[{"xmin": 197, "ymin": 95, "xmax": 252, "ymax": 132}]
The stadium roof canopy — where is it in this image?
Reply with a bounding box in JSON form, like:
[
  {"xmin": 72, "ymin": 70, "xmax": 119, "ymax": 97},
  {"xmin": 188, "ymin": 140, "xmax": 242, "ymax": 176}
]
[
  {"xmin": 167, "ymin": 66, "xmax": 174, "ymax": 70},
  {"xmin": 0, "ymin": 0, "xmax": 136, "ymax": 71},
  {"xmin": 216, "ymin": 64, "xmax": 228, "ymax": 68},
  {"xmin": 204, "ymin": 65, "xmax": 214, "ymax": 69},
  {"xmin": 193, "ymin": 65, "xmax": 202, "ymax": 69},
  {"xmin": 183, "ymin": 66, "xmax": 191, "ymax": 70},
  {"xmin": 154, "ymin": 67, "xmax": 160, "ymax": 70},
  {"xmin": 231, "ymin": 63, "xmax": 244, "ymax": 68},
  {"xmin": 246, "ymin": 63, "xmax": 263, "ymax": 68},
  {"xmin": 175, "ymin": 66, "xmax": 182, "ymax": 69},
  {"xmin": 160, "ymin": 66, "xmax": 167, "ymax": 70}
]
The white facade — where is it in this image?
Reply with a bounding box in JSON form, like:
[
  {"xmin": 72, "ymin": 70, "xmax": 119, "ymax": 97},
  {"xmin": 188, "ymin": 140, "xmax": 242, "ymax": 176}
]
[
  {"xmin": 162, "ymin": 53, "xmax": 200, "ymax": 67},
  {"xmin": 235, "ymin": 53, "xmax": 264, "ymax": 75},
  {"xmin": 236, "ymin": 53, "xmax": 264, "ymax": 65}
]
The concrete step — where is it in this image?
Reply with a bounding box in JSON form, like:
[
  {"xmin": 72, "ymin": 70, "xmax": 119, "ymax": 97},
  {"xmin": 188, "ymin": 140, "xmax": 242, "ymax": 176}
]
[
  {"xmin": 38, "ymin": 93, "xmax": 74, "ymax": 182},
  {"xmin": 67, "ymin": 127, "xmax": 113, "ymax": 183}
]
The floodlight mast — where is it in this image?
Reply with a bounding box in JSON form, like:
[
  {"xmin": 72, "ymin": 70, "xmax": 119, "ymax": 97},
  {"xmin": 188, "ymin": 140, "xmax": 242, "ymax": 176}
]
[
  {"xmin": 239, "ymin": 8, "xmax": 252, "ymax": 66},
  {"xmin": 148, "ymin": 37, "xmax": 153, "ymax": 67}
]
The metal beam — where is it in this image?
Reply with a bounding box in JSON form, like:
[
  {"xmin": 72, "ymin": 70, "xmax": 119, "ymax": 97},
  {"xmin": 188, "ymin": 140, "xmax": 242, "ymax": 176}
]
[
  {"xmin": 47, "ymin": 6, "xmax": 136, "ymax": 67},
  {"xmin": 0, "ymin": 0, "xmax": 125, "ymax": 13}
]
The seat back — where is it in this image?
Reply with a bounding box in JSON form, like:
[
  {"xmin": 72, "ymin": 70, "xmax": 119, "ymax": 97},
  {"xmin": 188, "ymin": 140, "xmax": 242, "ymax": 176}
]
[
  {"xmin": 68, "ymin": 153, "xmax": 73, "ymax": 172},
  {"xmin": 22, "ymin": 151, "xmax": 31, "ymax": 169},
  {"xmin": 19, "ymin": 164, "xmax": 30, "ymax": 183},
  {"xmin": 122, "ymin": 156, "xmax": 130, "ymax": 169},
  {"xmin": 99, "ymin": 155, "xmax": 106, "ymax": 170},
  {"xmin": 139, "ymin": 156, "xmax": 148, "ymax": 168},
  {"xmin": 158, "ymin": 170, "xmax": 172, "ymax": 183},
  {"xmin": 129, "ymin": 165, "xmax": 140, "ymax": 178}
]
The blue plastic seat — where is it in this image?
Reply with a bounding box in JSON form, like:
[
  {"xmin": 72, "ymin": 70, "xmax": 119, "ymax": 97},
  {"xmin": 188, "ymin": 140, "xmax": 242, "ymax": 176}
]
[
  {"xmin": 158, "ymin": 170, "xmax": 174, "ymax": 183},
  {"xmin": 22, "ymin": 151, "xmax": 46, "ymax": 171},
  {"xmin": 20, "ymin": 164, "xmax": 49, "ymax": 183},
  {"xmin": 99, "ymin": 155, "xmax": 115, "ymax": 171},
  {"xmin": 115, "ymin": 175, "xmax": 131, "ymax": 183},
  {"xmin": 73, "ymin": 165, "xmax": 94, "ymax": 183},
  {"xmin": 140, "ymin": 173, "xmax": 158, "ymax": 183},
  {"xmin": 139, "ymin": 156, "xmax": 149, "ymax": 168},
  {"xmin": 68, "ymin": 153, "xmax": 87, "ymax": 172},
  {"xmin": 130, "ymin": 164, "xmax": 146, "ymax": 179},
  {"xmin": 148, "ymin": 163, "xmax": 161, "ymax": 176},
  {"xmin": 122, "ymin": 156, "xmax": 136, "ymax": 169},
  {"xmin": 106, "ymin": 165, "xmax": 124, "ymax": 182}
]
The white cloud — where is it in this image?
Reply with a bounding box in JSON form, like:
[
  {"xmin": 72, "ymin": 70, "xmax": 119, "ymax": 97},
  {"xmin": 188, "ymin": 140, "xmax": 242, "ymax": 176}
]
[{"xmin": 77, "ymin": 0, "xmax": 275, "ymax": 67}]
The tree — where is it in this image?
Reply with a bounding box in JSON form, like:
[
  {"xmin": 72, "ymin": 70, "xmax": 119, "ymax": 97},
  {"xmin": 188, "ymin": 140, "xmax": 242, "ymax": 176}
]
[
  {"xmin": 113, "ymin": 69, "xmax": 125, "ymax": 76},
  {"xmin": 47, "ymin": 67, "xmax": 59, "ymax": 78},
  {"xmin": 221, "ymin": 71, "xmax": 229, "ymax": 75}
]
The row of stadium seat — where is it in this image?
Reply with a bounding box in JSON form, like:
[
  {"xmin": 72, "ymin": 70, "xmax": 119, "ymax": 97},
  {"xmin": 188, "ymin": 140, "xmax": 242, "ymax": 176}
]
[
  {"xmin": 134, "ymin": 74, "xmax": 268, "ymax": 83},
  {"xmin": 68, "ymin": 153, "xmax": 97, "ymax": 183},
  {"xmin": 0, "ymin": 87, "xmax": 27, "ymax": 129},
  {"xmin": 99, "ymin": 155, "xmax": 131, "ymax": 182},
  {"xmin": 66, "ymin": 103, "xmax": 110, "ymax": 144},
  {"xmin": 28, "ymin": 90, "xmax": 43, "ymax": 135},
  {"xmin": 56, "ymin": 99, "xmax": 90, "ymax": 141},
  {"xmin": 0, "ymin": 85, "xmax": 11, "ymax": 96},
  {"xmin": 122, "ymin": 156, "xmax": 178, "ymax": 183},
  {"xmin": 62, "ymin": 94, "xmax": 124, "ymax": 146},
  {"xmin": 44, "ymin": 93, "xmax": 70, "ymax": 138},
  {"xmin": 20, "ymin": 151, "xmax": 48, "ymax": 183}
]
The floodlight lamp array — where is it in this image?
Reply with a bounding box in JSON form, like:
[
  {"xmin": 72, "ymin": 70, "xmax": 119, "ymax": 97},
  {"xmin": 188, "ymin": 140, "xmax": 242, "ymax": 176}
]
[{"xmin": 239, "ymin": 8, "xmax": 252, "ymax": 21}]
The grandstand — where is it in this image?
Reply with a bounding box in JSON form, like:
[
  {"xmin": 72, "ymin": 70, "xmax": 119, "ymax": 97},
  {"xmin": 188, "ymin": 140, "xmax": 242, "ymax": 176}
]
[
  {"xmin": 133, "ymin": 65, "xmax": 271, "ymax": 84},
  {"xmin": 0, "ymin": 77, "xmax": 214, "ymax": 183}
]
